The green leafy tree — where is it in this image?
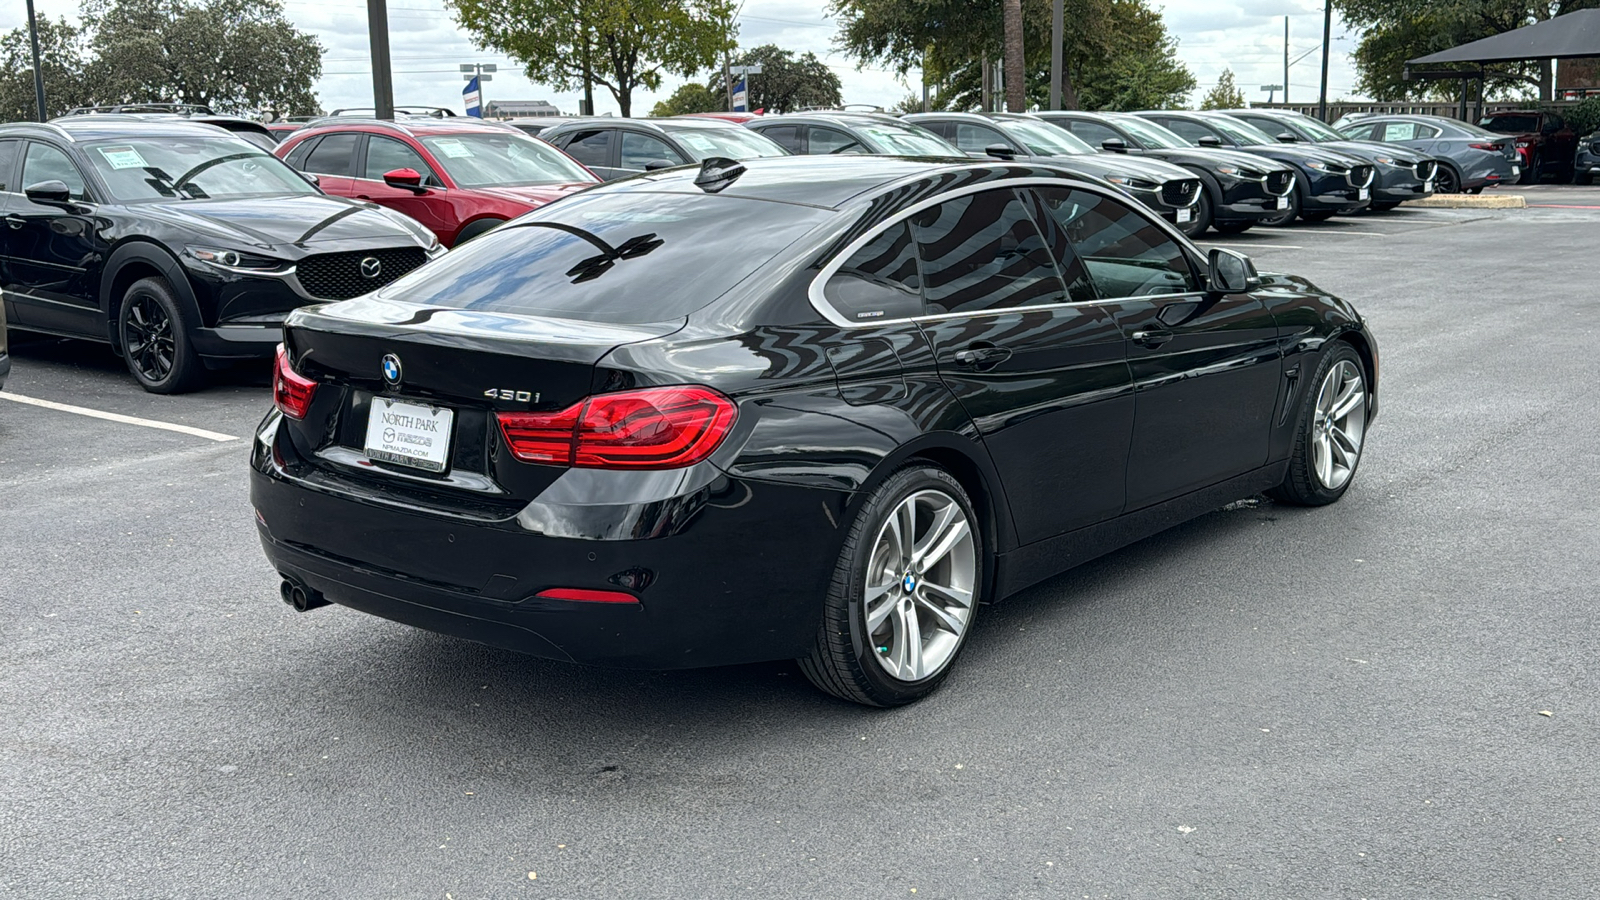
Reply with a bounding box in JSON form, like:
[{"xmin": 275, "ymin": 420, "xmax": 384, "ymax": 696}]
[
  {"xmin": 81, "ymin": 0, "xmax": 322, "ymax": 115},
  {"xmin": 1199, "ymin": 68, "xmax": 1246, "ymax": 109},
  {"xmin": 705, "ymin": 45, "xmax": 842, "ymax": 113},
  {"xmin": 449, "ymin": 0, "xmax": 735, "ymax": 117},
  {"xmin": 832, "ymin": 0, "xmax": 1190, "ymax": 111},
  {"xmin": 1333, "ymin": 1, "xmax": 1600, "ymax": 101},
  {"xmin": 651, "ymin": 81, "xmax": 722, "ymax": 116},
  {"xmin": 0, "ymin": 16, "xmax": 93, "ymax": 121}
]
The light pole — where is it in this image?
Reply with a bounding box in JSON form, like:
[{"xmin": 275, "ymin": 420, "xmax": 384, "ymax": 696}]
[
  {"xmin": 367, "ymin": 0, "xmax": 394, "ymax": 119},
  {"xmin": 26, "ymin": 0, "xmax": 46, "ymax": 121},
  {"xmin": 1318, "ymin": 2, "xmax": 1333, "ymax": 121}
]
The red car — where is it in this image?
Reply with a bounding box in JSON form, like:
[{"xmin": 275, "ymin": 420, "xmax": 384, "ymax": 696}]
[{"xmin": 275, "ymin": 118, "xmax": 599, "ymax": 247}]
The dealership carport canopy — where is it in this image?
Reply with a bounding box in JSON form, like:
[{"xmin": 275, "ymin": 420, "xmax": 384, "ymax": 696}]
[{"xmin": 1409, "ymin": 8, "xmax": 1600, "ymax": 65}]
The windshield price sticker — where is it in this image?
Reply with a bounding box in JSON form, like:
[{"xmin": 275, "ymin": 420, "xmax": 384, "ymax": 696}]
[
  {"xmin": 364, "ymin": 397, "xmax": 454, "ymax": 472},
  {"xmin": 98, "ymin": 146, "xmax": 149, "ymax": 170},
  {"xmin": 434, "ymin": 139, "xmax": 475, "ymax": 159}
]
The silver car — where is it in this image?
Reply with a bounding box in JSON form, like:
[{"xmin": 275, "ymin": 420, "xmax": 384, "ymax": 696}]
[{"xmin": 1337, "ymin": 114, "xmax": 1520, "ymax": 194}]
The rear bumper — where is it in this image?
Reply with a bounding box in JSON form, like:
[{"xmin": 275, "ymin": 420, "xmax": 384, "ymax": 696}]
[{"xmin": 250, "ymin": 412, "xmax": 845, "ymax": 669}]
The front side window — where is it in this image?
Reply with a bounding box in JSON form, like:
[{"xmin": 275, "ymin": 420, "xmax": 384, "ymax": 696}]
[
  {"xmin": 303, "ymin": 132, "xmax": 359, "ymax": 176},
  {"xmin": 910, "ymin": 188, "xmax": 1068, "ymax": 314},
  {"xmin": 997, "ymin": 119, "xmax": 1095, "ymax": 156},
  {"xmin": 1205, "ymin": 116, "xmax": 1275, "ymax": 147},
  {"xmin": 1113, "ymin": 116, "xmax": 1191, "ymax": 149},
  {"xmin": 822, "ymin": 220, "xmax": 923, "ymax": 321},
  {"xmin": 1161, "ymin": 118, "xmax": 1217, "ymax": 145},
  {"xmin": 952, "ymin": 123, "xmax": 1010, "ymax": 154},
  {"xmin": 364, "ymin": 136, "xmax": 436, "ymax": 183},
  {"xmin": 756, "ymin": 125, "xmax": 801, "ymax": 154},
  {"xmin": 22, "ymin": 142, "xmax": 90, "ymax": 201},
  {"xmin": 619, "ymin": 132, "xmax": 685, "ymax": 170},
  {"xmin": 808, "ymin": 127, "xmax": 867, "ymax": 155},
  {"xmin": 1034, "ymin": 187, "xmax": 1197, "ymax": 298},
  {"xmin": 80, "ymin": 137, "xmax": 315, "ymax": 202},
  {"xmin": 1064, "ymin": 120, "xmax": 1123, "ymax": 149},
  {"xmin": 419, "ymin": 132, "xmax": 595, "ymax": 187}
]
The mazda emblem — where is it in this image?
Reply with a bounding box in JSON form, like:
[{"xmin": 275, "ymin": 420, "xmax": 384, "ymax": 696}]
[
  {"xmin": 360, "ymin": 256, "xmax": 382, "ymax": 279},
  {"xmin": 381, "ymin": 353, "xmax": 402, "ymax": 387}
]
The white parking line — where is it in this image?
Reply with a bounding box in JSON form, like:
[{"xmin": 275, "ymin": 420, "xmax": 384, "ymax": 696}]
[
  {"xmin": 1198, "ymin": 242, "xmax": 1304, "ymax": 250},
  {"xmin": 1301, "ymin": 230, "xmax": 1390, "ymax": 237},
  {"xmin": 0, "ymin": 393, "xmax": 239, "ymax": 442}
]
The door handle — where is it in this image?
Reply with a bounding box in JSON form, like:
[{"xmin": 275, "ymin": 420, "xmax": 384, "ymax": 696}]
[
  {"xmin": 5, "ymin": 215, "xmax": 24, "ymax": 230},
  {"xmin": 953, "ymin": 344, "xmax": 1012, "ymax": 369},
  {"xmin": 1132, "ymin": 329, "xmax": 1174, "ymax": 348}
]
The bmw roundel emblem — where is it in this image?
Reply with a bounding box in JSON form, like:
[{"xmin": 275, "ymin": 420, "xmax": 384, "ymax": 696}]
[
  {"xmin": 381, "ymin": 353, "xmax": 402, "ymax": 387},
  {"xmin": 902, "ymin": 572, "xmax": 917, "ymax": 594}
]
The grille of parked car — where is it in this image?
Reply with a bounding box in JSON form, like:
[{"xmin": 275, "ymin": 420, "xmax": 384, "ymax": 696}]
[
  {"xmin": 1415, "ymin": 160, "xmax": 1439, "ymax": 182},
  {"xmin": 1265, "ymin": 171, "xmax": 1294, "ymax": 194},
  {"xmin": 1346, "ymin": 165, "xmax": 1375, "ymax": 188},
  {"xmin": 296, "ymin": 248, "xmax": 428, "ymax": 300},
  {"xmin": 1590, "ymin": 140, "xmax": 1600, "ymax": 154},
  {"xmin": 1161, "ymin": 179, "xmax": 1201, "ymax": 208}
]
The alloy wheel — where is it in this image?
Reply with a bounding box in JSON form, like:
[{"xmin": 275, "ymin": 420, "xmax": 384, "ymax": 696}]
[
  {"xmin": 123, "ymin": 295, "xmax": 175, "ymax": 383},
  {"xmin": 863, "ymin": 489, "xmax": 977, "ymax": 682},
  {"xmin": 1436, "ymin": 166, "xmax": 1459, "ymax": 194},
  {"xmin": 1311, "ymin": 360, "xmax": 1367, "ymax": 490}
]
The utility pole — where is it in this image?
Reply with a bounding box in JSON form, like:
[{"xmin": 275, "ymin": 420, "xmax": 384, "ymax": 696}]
[
  {"xmin": 1284, "ymin": 16, "xmax": 1290, "ymax": 105},
  {"xmin": 1318, "ymin": 2, "xmax": 1332, "ymax": 121},
  {"xmin": 26, "ymin": 0, "xmax": 47, "ymax": 121},
  {"xmin": 1050, "ymin": 0, "xmax": 1064, "ymax": 110},
  {"xmin": 723, "ymin": 8, "xmax": 735, "ymax": 112},
  {"xmin": 367, "ymin": 0, "xmax": 394, "ymax": 119}
]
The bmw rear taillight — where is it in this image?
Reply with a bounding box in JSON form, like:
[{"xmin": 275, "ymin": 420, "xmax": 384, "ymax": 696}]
[
  {"xmin": 273, "ymin": 344, "xmax": 317, "ymax": 420},
  {"xmin": 497, "ymin": 386, "xmax": 737, "ymax": 470}
]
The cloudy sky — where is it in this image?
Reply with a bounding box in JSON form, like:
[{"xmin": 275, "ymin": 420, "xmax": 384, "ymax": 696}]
[{"xmin": 5, "ymin": 0, "xmax": 1367, "ymax": 115}]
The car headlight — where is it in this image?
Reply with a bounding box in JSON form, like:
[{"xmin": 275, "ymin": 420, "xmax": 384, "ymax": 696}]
[
  {"xmin": 1302, "ymin": 160, "xmax": 1329, "ymax": 171},
  {"xmin": 186, "ymin": 247, "xmax": 285, "ymax": 271},
  {"xmin": 1373, "ymin": 155, "xmax": 1397, "ymax": 165},
  {"xmin": 1105, "ymin": 175, "xmax": 1158, "ymax": 190},
  {"xmin": 1215, "ymin": 165, "xmax": 1241, "ymax": 176}
]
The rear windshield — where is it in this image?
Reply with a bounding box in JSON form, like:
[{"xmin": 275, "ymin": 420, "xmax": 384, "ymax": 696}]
[
  {"xmin": 1480, "ymin": 114, "xmax": 1539, "ymax": 133},
  {"xmin": 374, "ymin": 190, "xmax": 831, "ymax": 324}
]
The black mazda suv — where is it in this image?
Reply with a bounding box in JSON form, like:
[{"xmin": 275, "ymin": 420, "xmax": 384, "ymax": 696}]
[
  {"xmin": 253, "ymin": 155, "xmax": 1379, "ymax": 707},
  {"xmin": 0, "ymin": 119, "xmax": 442, "ymax": 393}
]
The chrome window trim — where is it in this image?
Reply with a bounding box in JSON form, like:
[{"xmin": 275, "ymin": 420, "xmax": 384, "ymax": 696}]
[{"xmin": 806, "ymin": 173, "xmax": 1205, "ymax": 329}]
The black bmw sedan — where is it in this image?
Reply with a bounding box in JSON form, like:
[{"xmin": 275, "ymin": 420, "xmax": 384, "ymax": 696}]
[
  {"xmin": 252, "ymin": 155, "xmax": 1379, "ymax": 707},
  {"xmin": 0, "ymin": 118, "xmax": 442, "ymax": 392},
  {"xmin": 1031, "ymin": 111, "xmax": 1297, "ymax": 235}
]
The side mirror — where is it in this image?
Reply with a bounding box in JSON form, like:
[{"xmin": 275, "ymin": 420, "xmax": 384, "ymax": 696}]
[
  {"xmin": 299, "ymin": 171, "xmax": 320, "ymax": 186},
  {"xmin": 642, "ymin": 158, "xmax": 677, "ymax": 171},
  {"xmin": 984, "ymin": 143, "xmax": 1018, "ymax": 160},
  {"xmin": 1276, "ymin": 132, "xmax": 1300, "ymax": 143},
  {"xmin": 1101, "ymin": 138, "xmax": 1129, "ymax": 153},
  {"xmin": 383, "ymin": 167, "xmax": 427, "ymax": 194},
  {"xmin": 24, "ymin": 180, "xmax": 74, "ymax": 208},
  {"xmin": 1207, "ymin": 248, "xmax": 1261, "ymax": 295},
  {"xmin": 1197, "ymin": 135, "xmax": 1223, "ymax": 148}
]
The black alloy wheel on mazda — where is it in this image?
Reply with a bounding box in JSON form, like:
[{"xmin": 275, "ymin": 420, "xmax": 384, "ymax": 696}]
[{"xmin": 251, "ymin": 155, "xmax": 1380, "ymax": 706}]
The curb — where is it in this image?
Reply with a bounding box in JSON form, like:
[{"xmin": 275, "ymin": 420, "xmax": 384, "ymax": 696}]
[{"xmin": 1407, "ymin": 194, "xmax": 1527, "ymax": 209}]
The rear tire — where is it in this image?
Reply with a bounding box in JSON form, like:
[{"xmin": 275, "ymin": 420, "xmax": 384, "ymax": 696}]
[
  {"xmin": 118, "ymin": 277, "xmax": 206, "ymax": 394},
  {"xmin": 1576, "ymin": 171, "xmax": 1593, "ymax": 186},
  {"xmin": 1268, "ymin": 343, "xmax": 1368, "ymax": 507},
  {"xmin": 798, "ymin": 466, "xmax": 983, "ymax": 707}
]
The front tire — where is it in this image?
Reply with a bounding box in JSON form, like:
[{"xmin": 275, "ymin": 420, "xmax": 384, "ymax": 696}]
[
  {"xmin": 1257, "ymin": 177, "xmax": 1302, "ymax": 227},
  {"xmin": 798, "ymin": 466, "xmax": 983, "ymax": 707},
  {"xmin": 1519, "ymin": 154, "xmax": 1540, "ymax": 185},
  {"xmin": 1212, "ymin": 221, "xmax": 1253, "ymax": 235},
  {"xmin": 1435, "ymin": 164, "xmax": 1461, "ymax": 194},
  {"xmin": 1269, "ymin": 343, "xmax": 1369, "ymax": 507},
  {"xmin": 119, "ymin": 277, "xmax": 205, "ymax": 394}
]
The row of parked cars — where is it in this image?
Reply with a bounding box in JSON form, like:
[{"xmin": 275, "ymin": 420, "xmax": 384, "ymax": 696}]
[{"xmin": 0, "ymin": 103, "xmax": 1503, "ymax": 395}]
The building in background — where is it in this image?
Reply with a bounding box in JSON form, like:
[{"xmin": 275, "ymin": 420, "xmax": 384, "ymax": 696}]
[{"xmin": 486, "ymin": 100, "xmax": 562, "ymax": 118}]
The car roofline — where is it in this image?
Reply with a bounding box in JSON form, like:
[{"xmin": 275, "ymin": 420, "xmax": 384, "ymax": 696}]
[{"xmin": 0, "ymin": 121, "xmax": 77, "ymax": 142}]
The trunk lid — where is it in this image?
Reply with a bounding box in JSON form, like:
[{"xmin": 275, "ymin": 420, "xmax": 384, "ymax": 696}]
[{"xmin": 280, "ymin": 296, "xmax": 684, "ymax": 510}]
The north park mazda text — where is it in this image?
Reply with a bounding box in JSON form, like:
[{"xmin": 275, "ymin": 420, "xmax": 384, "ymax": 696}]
[{"xmin": 251, "ymin": 155, "xmax": 1379, "ymax": 707}]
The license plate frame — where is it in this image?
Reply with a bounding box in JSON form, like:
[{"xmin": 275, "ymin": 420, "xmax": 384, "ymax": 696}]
[
  {"xmin": 1358, "ymin": 187, "xmax": 1371, "ymax": 201},
  {"xmin": 1177, "ymin": 207, "xmax": 1193, "ymax": 224},
  {"xmin": 363, "ymin": 396, "xmax": 455, "ymax": 473},
  {"xmin": 1273, "ymin": 196, "xmax": 1287, "ymax": 210}
]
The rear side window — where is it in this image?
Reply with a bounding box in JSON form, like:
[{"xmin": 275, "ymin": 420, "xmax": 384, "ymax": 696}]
[
  {"xmin": 376, "ymin": 191, "xmax": 831, "ymax": 324},
  {"xmin": 562, "ymin": 129, "xmax": 613, "ymax": 167},
  {"xmin": 809, "ymin": 127, "xmax": 866, "ymax": 155},
  {"xmin": 303, "ymin": 133, "xmax": 358, "ymax": 176},
  {"xmin": 910, "ymin": 188, "xmax": 1067, "ymax": 314},
  {"xmin": 823, "ymin": 221, "xmax": 922, "ymax": 321},
  {"xmin": 952, "ymin": 123, "xmax": 1007, "ymax": 154},
  {"xmin": 619, "ymin": 132, "xmax": 684, "ymax": 170},
  {"xmin": 0, "ymin": 140, "xmax": 19, "ymax": 192},
  {"xmin": 756, "ymin": 125, "xmax": 801, "ymax": 153}
]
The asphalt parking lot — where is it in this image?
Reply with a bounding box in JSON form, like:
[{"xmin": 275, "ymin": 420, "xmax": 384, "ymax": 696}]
[{"xmin": 3, "ymin": 195, "xmax": 1597, "ymax": 898}]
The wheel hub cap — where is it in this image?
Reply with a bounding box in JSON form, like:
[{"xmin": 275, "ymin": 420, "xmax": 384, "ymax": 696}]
[
  {"xmin": 1310, "ymin": 360, "xmax": 1367, "ymax": 490},
  {"xmin": 863, "ymin": 489, "xmax": 977, "ymax": 683}
]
